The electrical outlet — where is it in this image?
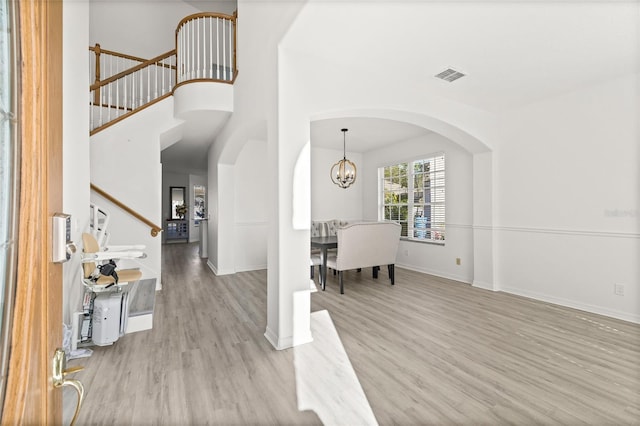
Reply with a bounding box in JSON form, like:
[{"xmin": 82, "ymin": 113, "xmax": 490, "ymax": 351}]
[
  {"xmin": 456, "ymin": 258, "xmax": 461, "ymax": 265},
  {"xmin": 614, "ymin": 284, "xmax": 625, "ymax": 296}
]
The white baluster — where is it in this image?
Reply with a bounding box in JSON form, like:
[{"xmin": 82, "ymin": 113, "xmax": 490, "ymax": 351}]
[
  {"xmin": 186, "ymin": 24, "xmax": 190, "ymax": 80},
  {"xmin": 222, "ymin": 18, "xmax": 226, "ymax": 80},
  {"xmin": 107, "ymin": 84, "xmax": 111, "ymax": 122},
  {"xmin": 124, "ymin": 72, "xmax": 127, "ymax": 112},
  {"xmin": 155, "ymin": 60, "xmax": 158, "ymax": 99},
  {"xmin": 216, "ymin": 18, "xmax": 220, "ymax": 79},
  {"xmin": 229, "ymin": 19, "xmax": 233, "ymax": 80},
  {"xmin": 161, "ymin": 59, "xmax": 165, "ymax": 95},
  {"xmin": 89, "ymin": 91, "xmax": 93, "ymax": 130},
  {"xmin": 197, "ymin": 17, "xmax": 201, "ymax": 78},
  {"xmin": 190, "ymin": 20, "xmax": 194, "ymax": 79},
  {"xmin": 186, "ymin": 23, "xmax": 189, "ymax": 80},
  {"xmin": 209, "ymin": 17, "xmax": 213, "ymax": 79},
  {"xmin": 147, "ymin": 67, "xmax": 151, "ymax": 103},
  {"xmin": 116, "ymin": 77, "xmax": 119, "ymax": 118},
  {"xmin": 98, "ymin": 86, "xmax": 103, "ymax": 126}
]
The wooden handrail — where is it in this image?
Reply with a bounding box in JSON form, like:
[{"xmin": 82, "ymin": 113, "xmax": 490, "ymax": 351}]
[
  {"xmin": 175, "ymin": 11, "xmax": 236, "ymax": 30},
  {"xmin": 90, "ymin": 184, "xmax": 162, "ymax": 237},
  {"xmin": 90, "ymin": 49, "xmax": 176, "ymax": 91},
  {"xmin": 89, "ymin": 43, "xmax": 149, "ymax": 64}
]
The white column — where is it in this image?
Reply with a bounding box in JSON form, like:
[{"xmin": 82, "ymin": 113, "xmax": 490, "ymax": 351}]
[{"xmin": 264, "ymin": 51, "xmax": 313, "ymax": 349}]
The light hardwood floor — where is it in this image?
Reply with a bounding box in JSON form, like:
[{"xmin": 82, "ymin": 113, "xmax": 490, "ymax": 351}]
[{"xmin": 70, "ymin": 243, "xmax": 640, "ymax": 425}]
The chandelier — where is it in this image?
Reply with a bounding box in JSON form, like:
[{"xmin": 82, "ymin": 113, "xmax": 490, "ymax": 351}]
[{"xmin": 330, "ymin": 128, "xmax": 357, "ymax": 189}]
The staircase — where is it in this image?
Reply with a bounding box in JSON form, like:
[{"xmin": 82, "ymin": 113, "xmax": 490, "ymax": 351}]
[
  {"xmin": 89, "ymin": 11, "xmax": 237, "ymax": 135},
  {"xmin": 88, "ymin": 12, "xmax": 237, "ymax": 295}
]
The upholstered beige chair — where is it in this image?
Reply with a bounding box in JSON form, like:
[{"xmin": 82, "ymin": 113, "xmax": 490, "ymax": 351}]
[{"xmin": 326, "ymin": 222, "xmax": 401, "ymax": 294}]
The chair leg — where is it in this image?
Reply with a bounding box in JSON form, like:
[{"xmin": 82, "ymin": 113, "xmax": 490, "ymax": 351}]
[
  {"xmin": 310, "ymin": 265, "xmax": 314, "ymax": 279},
  {"xmin": 339, "ymin": 271, "xmax": 344, "ymax": 294},
  {"xmin": 372, "ymin": 266, "xmax": 380, "ymax": 279},
  {"xmin": 388, "ymin": 264, "xmax": 395, "ymax": 285}
]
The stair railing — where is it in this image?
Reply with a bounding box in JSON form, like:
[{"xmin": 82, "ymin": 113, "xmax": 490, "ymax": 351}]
[
  {"xmin": 90, "ymin": 184, "xmax": 162, "ymax": 237},
  {"xmin": 89, "ymin": 44, "xmax": 150, "ymax": 101},
  {"xmin": 89, "ymin": 50, "xmax": 176, "ymax": 134},
  {"xmin": 89, "ymin": 11, "xmax": 237, "ymax": 135},
  {"xmin": 175, "ymin": 12, "xmax": 237, "ymax": 85}
]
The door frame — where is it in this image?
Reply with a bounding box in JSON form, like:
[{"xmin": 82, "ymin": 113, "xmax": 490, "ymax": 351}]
[{"xmin": 1, "ymin": 0, "xmax": 63, "ymax": 423}]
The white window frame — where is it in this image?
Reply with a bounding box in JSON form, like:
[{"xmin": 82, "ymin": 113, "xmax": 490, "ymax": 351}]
[{"xmin": 379, "ymin": 153, "xmax": 445, "ymax": 244}]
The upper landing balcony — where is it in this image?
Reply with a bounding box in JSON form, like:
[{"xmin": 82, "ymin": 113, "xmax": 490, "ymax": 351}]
[{"xmin": 89, "ymin": 12, "xmax": 237, "ymax": 135}]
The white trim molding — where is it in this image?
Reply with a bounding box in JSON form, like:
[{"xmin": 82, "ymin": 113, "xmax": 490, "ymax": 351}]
[
  {"xmin": 207, "ymin": 260, "xmax": 234, "ymax": 276},
  {"xmin": 500, "ymin": 285, "xmax": 640, "ymax": 325},
  {"xmin": 395, "ymin": 264, "xmax": 471, "ymax": 285},
  {"xmin": 491, "ymin": 225, "xmax": 639, "ymax": 239}
]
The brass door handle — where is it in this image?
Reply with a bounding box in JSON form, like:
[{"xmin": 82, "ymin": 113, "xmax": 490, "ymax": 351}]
[{"xmin": 53, "ymin": 348, "xmax": 85, "ymax": 426}]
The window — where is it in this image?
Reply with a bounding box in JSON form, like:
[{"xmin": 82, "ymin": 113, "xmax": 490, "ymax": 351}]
[{"xmin": 380, "ymin": 154, "xmax": 445, "ymax": 242}]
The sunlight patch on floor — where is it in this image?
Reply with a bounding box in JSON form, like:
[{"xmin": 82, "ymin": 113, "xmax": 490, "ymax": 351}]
[{"xmin": 294, "ymin": 310, "xmax": 378, "ymax": 425}]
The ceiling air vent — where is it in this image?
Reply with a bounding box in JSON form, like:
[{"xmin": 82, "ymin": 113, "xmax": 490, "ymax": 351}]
[{"xmin": 435, "ymin": 68, "xmax": 465, "ymax": 82}]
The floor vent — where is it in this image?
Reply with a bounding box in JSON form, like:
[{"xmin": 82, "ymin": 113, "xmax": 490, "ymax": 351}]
[{"xmin": 435, "ymin": 68, "xmax": 466, "ymax": 82}]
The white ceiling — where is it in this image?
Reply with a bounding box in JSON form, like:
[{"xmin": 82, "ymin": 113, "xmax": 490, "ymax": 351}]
[
  {"xmin": 297, "ymin": 1, "xmax": 640, "ymax": 155},
  {"xmin": 285, "ymin": 2, "xmax": 640, "ymax": 113},
  {"xmin": 163, "ymin": 1, "xmax": 639, "ymax": 166},
  {"xmin": 161, "ymin": 110, "xmax": 230, "ymax": 172},
  {"xmin": 310, "ymin": 118, "xmax": 431, "ymax": 153}
]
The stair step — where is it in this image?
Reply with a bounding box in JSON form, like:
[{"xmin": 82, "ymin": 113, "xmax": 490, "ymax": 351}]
[{"xmin": 125, "ymin": 277, "xmax": 156, "ymax": 334}]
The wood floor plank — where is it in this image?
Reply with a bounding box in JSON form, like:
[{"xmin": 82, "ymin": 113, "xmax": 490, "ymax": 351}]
[{"xmin": 70, "ymin": 243, "xmax": 640, "ymax": 425}]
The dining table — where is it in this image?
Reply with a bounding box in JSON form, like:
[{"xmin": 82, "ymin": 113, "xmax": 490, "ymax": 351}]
[{"xmin": 310, "ymin": 236, "xmax": 337, "ymax": 291}]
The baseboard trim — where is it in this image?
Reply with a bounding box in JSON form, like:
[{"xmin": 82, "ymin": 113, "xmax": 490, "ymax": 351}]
[
  {"xmin": 396, "ymin": 263, "xmax": 472, "ymax": 285},
  {"xmin": 472, "ymin": 280, "xmax": 496, "ymax": 291},
  {"xmin": 264, "ymin": 326, "xmax": 312, "ymax": 350},
  {"xmin": 235, "ymin": 264, "xmax": 267, "ymax": 273},
  {"xmin": 500, "ymin": 285, "xmax": 640, "ymax": 324},
  {"xmin": 207, "ymin": 260, "xmax": 234, "ymax": 276},
  {"xmin": 264, "ymin": 326, "xmax": 291, "ymax": 350}
]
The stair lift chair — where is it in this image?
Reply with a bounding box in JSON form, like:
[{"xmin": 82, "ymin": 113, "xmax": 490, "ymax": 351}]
[{"xmin": 80, "ymin": 233, "xmax": 146, "ymax": 345}]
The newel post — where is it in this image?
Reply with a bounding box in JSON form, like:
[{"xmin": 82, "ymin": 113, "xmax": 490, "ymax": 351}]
[{"xmin": 93, "ymin": 43, "xmax": 101, "ymax": 105}]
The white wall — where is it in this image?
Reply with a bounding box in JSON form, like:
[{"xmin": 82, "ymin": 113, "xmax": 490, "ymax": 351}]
[
  {"xmin": 90, "ymin": 100, "xmax": 178, "ymax": 288},
  {"xmin": 492, "ymin": 74, "xmax": 639, "ymax": 322},
  {"xmin": 62, "ymin": 0, "xmax": 91, "ymax": 326},
  {"xmin": 234, "ymin": 139, "xmax": 268, "ymax": 271},
  {"xmin": 362, "ymin": 133, "xmax": 474, "ymax": 284},
  {"xmin": 89, "ymin": 1, "xmax": 204, "ymax": 58},
  {"xmin": 310, "ymin": 147, "xmax": 363, "ymax": 222},
  {"xmin": 274, "ymin": 4, "xmax": 637, "ymax": 324}
]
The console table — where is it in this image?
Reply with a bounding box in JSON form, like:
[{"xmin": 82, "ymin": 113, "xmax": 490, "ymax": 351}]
[{"xmin": 165, "ymin": 219, "xmax": 188, "ymax": 242}]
